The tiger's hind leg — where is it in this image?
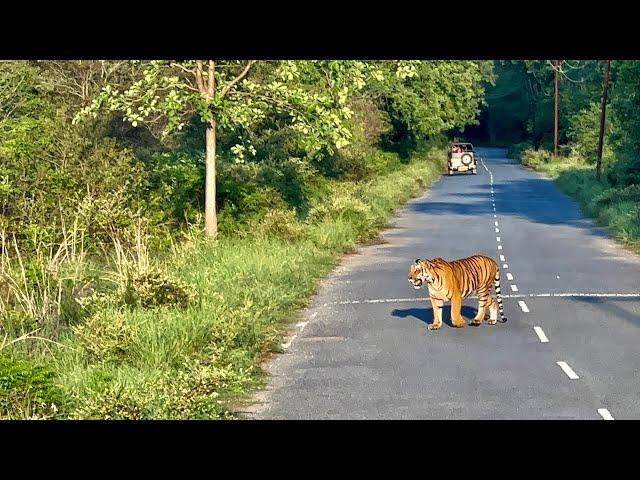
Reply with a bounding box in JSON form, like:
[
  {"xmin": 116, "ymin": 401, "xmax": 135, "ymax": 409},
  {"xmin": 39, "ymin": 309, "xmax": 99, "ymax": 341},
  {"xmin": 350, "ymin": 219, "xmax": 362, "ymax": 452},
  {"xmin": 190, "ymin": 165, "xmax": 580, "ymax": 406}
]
[
  {"xmin": 487, "ymin": 296, "xmax": 498, "ymax": 325},
  {"xmin": 470, "ymin": 290, "xmax": 490, "ymax": 326}
]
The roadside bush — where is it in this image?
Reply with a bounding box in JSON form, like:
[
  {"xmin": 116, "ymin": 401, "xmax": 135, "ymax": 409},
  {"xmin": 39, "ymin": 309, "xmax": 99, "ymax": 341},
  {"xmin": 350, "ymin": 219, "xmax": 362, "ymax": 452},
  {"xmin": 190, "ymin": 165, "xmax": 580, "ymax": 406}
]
[
  {"xmin": 123, "ymin": 270, "xmax": 198, "ymax": 309},
  {"xmin": 145, "ymin": 151, "xmax": 204, "ymax": 227},
  {"xmin": 593, "ymin": 184, "xmax": 640, "ymax": 207},
  {"xmin": 252, "ymin": 209, "xmax": 307, "ymax": 241},
  {"xmin": 507, "ymin": 141, "xmax": 533, "ymax": 160},
  {"xmin": 0, "ymin": 115, "xmax": 150, "ymax": 252},
  {"xmin": 520, "ymin": 148, "xmax": 555, "ymax": 168},
  {"xmin": 71, "ymin": 310, "xmax": 138, "ymax": 365},
  {"xmin": 605, "ymin": 156, "xmax": 640, "ymax": 188},
  {"xmin": 567, "ymin": 102, "xmax": 614, "ymax": 164},
  {"xmin": 0, "ymin": 354, "xmax": 65, "ymax": 419}
]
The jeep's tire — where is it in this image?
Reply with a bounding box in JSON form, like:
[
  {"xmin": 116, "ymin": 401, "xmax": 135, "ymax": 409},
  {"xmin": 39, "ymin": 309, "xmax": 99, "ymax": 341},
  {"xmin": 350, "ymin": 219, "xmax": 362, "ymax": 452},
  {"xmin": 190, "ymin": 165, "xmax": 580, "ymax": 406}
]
[{"xmin": 461, "ymin": 153, "xmax": 473, "ymax": 165}]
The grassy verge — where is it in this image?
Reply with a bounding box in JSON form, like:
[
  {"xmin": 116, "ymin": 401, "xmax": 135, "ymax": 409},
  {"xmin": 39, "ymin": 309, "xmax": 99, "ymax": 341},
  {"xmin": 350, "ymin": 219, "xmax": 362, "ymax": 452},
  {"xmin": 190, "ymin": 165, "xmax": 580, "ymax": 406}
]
[
  {"xmin": 1, "ymin": 147, "xmax": 446, "ymax": 419},
  {"xmin": 514, "ymin": 149, "xmax": 640, "ymax": 254}
]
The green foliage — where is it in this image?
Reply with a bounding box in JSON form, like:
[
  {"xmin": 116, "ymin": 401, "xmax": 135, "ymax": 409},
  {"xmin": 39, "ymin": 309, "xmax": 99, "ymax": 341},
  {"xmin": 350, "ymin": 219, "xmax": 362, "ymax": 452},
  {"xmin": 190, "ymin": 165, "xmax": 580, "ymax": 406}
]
[
  {"xmin": 567, "ymin": 102, "xmax": 613, "ymax": 164},
  {"xmin": 145, "ymin": 150, "xmax": 204, "ymax": 226},
  {"xmin": 507, "ymin": 140, "xmax": 534, "ymax": 161},
  {"xmin": 519, "ymin": 148, "xmax": 555, "ymax": 168},
  {"xmin": 123, "ymin": 270, "xmax": 198, "ymax": 309},
  {"xmin": 52, "ymin": 148, "xmax": 446, "ymax": 419},
  {"xmin": 0, "ymin": 354, "xmax": 65, "ymax": 419},
  {"xmin": 72, "ymin": 310, "xmax": 138, "ymax": 365},
  {"xmin": 1, "ymin": 59, "xmax": 484, "ymax": 419},
  {"xmin": 372, "ymin": 61, "xmax": 490, "ymax": 151}
]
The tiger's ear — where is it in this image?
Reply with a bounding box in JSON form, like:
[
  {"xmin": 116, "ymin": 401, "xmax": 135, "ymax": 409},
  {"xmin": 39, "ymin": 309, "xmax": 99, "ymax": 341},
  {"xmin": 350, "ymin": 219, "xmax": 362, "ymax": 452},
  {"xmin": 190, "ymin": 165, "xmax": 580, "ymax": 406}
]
[{"xmin": 415, "ymin": 258, "xmax": 421, "ymax": 264}]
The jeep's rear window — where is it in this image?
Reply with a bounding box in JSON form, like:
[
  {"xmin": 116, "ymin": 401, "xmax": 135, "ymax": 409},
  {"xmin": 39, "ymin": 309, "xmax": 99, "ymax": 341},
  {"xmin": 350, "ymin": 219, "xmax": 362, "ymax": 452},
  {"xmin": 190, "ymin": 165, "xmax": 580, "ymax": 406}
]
[{"xmin": 452, "ymin": 144, "xmax": 473, "ymax": 151}]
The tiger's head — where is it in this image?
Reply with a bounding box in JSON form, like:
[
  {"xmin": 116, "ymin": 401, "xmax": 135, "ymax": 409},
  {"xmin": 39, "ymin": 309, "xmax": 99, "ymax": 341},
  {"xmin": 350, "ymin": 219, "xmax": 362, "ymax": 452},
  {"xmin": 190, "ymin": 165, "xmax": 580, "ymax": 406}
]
[{"xmin": 408, "ymin": 258, "xmax": 434, "ymax": 290}]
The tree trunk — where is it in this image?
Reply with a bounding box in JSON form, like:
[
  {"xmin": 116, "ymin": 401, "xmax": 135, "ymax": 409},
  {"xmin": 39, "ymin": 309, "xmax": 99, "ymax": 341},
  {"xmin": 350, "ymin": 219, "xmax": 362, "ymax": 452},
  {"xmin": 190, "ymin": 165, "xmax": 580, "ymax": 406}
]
[
  {"xmin": 596, "ymin": 60, "xmax": 611, "ymax": 181},
  {"xmin": 554, "ymin": 60, "xmax": 559, "ymax": 157},
  {"xmin": 204, "ymin": 119, "xmax": 217, "ymax": 238}
]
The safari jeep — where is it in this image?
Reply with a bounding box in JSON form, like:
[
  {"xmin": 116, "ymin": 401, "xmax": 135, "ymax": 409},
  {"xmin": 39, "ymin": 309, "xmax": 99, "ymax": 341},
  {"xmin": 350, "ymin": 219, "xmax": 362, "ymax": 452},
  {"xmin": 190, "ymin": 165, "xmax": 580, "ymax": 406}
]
[{"xmin": 447, "ymin": 142, "xmax": 477, "ymax": 175}]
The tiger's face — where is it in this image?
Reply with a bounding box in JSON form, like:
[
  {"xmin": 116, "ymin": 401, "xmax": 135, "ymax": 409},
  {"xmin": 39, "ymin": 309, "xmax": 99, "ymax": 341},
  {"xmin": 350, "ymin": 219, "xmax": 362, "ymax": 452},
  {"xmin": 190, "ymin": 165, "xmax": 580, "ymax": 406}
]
[{"xmin": 408, "ymin": 259, "xmax": 433, "ymax": 289}]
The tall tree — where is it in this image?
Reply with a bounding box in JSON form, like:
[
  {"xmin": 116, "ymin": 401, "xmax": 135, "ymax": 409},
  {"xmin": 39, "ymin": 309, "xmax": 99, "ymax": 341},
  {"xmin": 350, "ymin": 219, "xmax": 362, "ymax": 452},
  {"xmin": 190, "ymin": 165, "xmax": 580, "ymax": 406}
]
[
  {"xmin": 74, "ymin": 60, "xmax": 380, "ymax": 237},
  {"xmin": 596, "ymin": 60, "xmax": 611, "ymax": 180}
]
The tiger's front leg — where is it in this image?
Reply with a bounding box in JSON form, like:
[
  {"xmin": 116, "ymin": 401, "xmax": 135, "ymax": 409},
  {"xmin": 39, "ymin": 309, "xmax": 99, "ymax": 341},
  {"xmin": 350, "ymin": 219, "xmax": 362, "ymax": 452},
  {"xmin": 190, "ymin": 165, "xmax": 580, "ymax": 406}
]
[
  {"xmin": 428, "ymin": 297, "xmax": 444, "ymax": 330},
  {"xmin": 450, "ymin": 292, "xmax": 466, "ymax": 328}
]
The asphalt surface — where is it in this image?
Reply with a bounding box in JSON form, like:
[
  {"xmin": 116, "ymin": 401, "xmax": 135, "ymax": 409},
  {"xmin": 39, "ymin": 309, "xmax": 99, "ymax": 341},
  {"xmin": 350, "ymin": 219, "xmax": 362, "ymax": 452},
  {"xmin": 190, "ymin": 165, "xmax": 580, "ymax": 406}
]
[{"xmin": 245, "ymin": 147, "xmax": 640, "ymax": 420}]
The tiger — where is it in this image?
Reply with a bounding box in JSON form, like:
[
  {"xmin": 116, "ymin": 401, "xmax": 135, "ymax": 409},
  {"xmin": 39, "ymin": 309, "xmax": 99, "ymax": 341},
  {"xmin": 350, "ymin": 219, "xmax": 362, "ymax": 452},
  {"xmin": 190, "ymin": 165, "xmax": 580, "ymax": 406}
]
[{"xmin": 407, "ymin": 255, "xmax": 507, "ymax": 330}]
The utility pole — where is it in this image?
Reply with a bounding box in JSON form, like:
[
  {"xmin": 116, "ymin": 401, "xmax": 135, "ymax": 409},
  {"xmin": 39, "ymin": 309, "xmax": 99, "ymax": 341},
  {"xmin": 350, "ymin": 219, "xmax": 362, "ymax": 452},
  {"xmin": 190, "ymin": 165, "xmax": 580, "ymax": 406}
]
[
  {"xmin": 554, "ymin": 60, "xmax": 559, "ymax": 157},
  {"xmin": 596, "ymin": 60, "xmax": 611, "ymax": 181}
]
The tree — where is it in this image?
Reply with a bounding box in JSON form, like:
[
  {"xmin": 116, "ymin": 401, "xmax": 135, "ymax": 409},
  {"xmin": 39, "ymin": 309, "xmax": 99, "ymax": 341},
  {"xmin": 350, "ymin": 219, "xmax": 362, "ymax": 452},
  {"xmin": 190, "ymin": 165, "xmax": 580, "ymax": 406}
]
[
  {"xmin": 596, "ymin": 60, "xmax": 611, "ymax": 180},
  {"xmin": 368, "ymin": 60, "xmax": 491, "ymax": 142},
  {"xmin": 74, "ymin": 60, "xmax": 384, "ymax": 237}
]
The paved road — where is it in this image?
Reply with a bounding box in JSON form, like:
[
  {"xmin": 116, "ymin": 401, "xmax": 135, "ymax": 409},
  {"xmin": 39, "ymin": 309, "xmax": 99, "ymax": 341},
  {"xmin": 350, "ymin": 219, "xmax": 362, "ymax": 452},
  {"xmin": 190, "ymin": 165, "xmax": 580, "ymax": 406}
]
[{"xmin": 246, "ymin": 148, "xmax": 640, "ymax": 420}]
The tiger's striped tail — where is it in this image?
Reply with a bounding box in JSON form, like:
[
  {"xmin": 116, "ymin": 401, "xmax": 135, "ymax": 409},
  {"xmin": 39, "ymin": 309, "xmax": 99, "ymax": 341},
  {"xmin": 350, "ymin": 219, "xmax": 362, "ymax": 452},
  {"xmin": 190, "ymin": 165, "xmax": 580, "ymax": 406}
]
[{"xmin": 494, "ymin": 270, "xmax": 508, "ymax": 323}]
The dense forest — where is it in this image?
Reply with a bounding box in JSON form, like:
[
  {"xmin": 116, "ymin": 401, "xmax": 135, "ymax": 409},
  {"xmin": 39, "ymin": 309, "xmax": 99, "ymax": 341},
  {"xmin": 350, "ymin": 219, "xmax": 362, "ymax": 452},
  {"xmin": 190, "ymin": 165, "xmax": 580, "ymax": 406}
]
[
  {"xmin": 0, "ymin": 60, "xmax": 491, "ymax": 418},
  {"xmin": 464, "ymin": 60, "xmax": 639, "ymax": 250}
]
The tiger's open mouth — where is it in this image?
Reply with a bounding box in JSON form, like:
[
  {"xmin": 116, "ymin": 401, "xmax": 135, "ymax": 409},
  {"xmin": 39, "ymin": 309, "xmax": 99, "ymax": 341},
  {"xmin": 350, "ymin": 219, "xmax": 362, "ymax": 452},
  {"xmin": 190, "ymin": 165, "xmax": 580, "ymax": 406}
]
[{"xmin": 408, "ymin": 278, "xmax": 422, "ymax": 289}]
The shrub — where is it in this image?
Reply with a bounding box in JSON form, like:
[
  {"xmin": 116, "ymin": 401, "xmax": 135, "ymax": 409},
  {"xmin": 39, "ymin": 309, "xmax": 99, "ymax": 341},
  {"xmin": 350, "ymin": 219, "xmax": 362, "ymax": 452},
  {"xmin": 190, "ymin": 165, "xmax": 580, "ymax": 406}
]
[
  {"xmin": 593, "ymin": 184, "xmax": 640, "ymax": 207},
  {"xmin": 605, "ymin": 156, "xmax": 640, "ymax": 188},
  {"xmin": 0, "ymin": 354, "xmax": 65, "ymax": 419},
  {"xmin": 125, "ymin": 270, "xmax": 198, "ymax": 309},
  {"xmin": 145, "ymin": 150, "xmax": 204, "ymax": 226},
  {"xmin": 253, "ymin": 209, "xmax": 307, "ymax": 241},
  {"xmin": 520, "ymin": 148, "xmax": 555, "ymax": 168},
  {"xmin": 567, "ymin": 102, "xmax": 614, "ymax": 164},
  {"xmin": 71, "ymin": 310, "xmax": 138, "ymax": 365},
  {"xmin": 507, "ymin": 141, "xmax": 533, "ymax": 161}
]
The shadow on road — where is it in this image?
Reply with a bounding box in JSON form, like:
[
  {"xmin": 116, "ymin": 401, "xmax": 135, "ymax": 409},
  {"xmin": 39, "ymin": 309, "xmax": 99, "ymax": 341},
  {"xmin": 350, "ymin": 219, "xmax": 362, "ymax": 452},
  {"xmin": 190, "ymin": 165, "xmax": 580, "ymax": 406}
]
[
  {"xmin": 571, "ymin": 296, "xmax": 640, "ymax": 328},
  {"xmin": 391, "ymin": 305, "xmax": 478, "ymax": 328},
  {"xmin": 409, "ymin": 175, "xmax": 609, "ymax": 235}
]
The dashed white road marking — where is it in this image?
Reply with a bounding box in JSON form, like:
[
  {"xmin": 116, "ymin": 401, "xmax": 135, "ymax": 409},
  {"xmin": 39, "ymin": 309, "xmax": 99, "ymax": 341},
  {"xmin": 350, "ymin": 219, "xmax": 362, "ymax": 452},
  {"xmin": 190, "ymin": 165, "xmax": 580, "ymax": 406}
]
[
  {"xmin": 495, "ymin": 228, "xmax": 500, "ymax": 233},
  {"xmin": 598, "ymin": 408, "xmax": 614, "ymax": 420},
  {"xmin": 533, "ymin": 326, "xmax": 549, "ymax": 343},
  {"xmin": 557, "ymin": 361, "xmax": 580, "ymax": 380},
  {"xmin": 496, "ymin": 236, "xmax": 501, "ymax": 242},
  {"xmin": 518, "ymin": 300, "xmax": 530, "ymax": 312},
  {"xmin": 493, "ymin": 214, "xmax": 497, "ymax": 218},
  {"xmin": 510, "ymin": 284, "xmax": 519, "ymax": 292},
  {"xmin": 499, "ymin": 255, "xmax": 505, "ymax": 261},
  {"xmin": 506, "ymin": 273, "xmax": 514, "ymax": 280},
  {"xmin": 556, "ymin": 275, "xmax": 560, "ymax": 279},
  {"xmin": 495, "ymin": 221, "xmax": 499, "ymax": 226},
  {"xmin": 497, "ymin": 245, "xmax": 502, "ymax": 250},
  {"xmin": 502, "ymin": 263, "xmax": 509, "ymax": 269}
]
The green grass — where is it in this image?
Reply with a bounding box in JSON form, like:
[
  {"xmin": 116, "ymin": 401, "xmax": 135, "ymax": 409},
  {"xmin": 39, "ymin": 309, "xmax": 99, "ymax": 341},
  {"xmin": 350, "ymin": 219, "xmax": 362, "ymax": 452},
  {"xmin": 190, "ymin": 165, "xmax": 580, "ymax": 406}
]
[
  {"xmin": 516, "ymin": 149, "xmax": 640, "ymax": 255},
  {"xmin": 2, "ymin": 147, "xmax": 446, "ymax": 419}
]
